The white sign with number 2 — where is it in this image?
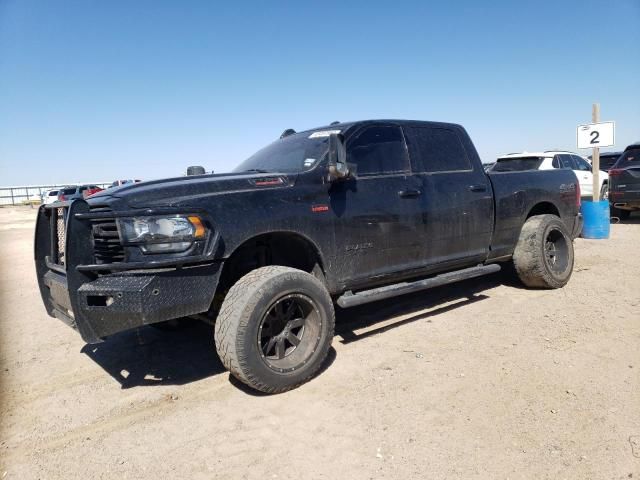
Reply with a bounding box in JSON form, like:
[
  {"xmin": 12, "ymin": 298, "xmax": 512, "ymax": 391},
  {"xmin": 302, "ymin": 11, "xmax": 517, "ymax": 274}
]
[{"xmin": 577, "ymin": 122, "xmax": 615, "ymax": 149}]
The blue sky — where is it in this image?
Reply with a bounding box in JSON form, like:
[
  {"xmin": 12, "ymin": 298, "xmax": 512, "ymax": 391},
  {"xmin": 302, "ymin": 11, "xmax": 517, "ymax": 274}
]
[{"xmin": 1, "ymin": 0, "xmax": 639, "ymax": 186}]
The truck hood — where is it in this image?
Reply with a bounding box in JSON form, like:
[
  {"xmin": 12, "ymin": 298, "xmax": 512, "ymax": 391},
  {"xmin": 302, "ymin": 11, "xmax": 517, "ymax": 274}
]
[{"xmin": 90, "ymin": 172, "xmax": 295, "ymax": 208}]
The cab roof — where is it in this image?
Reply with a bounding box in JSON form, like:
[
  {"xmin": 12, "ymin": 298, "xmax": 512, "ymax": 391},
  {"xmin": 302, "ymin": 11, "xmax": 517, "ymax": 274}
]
[
  {"xmin": 499, "ymin": 151, "xmax": 569, "ymax": 159},
  {"xmin": 295, "ymin": 119, "xmax": 465, "ymax": 136}
]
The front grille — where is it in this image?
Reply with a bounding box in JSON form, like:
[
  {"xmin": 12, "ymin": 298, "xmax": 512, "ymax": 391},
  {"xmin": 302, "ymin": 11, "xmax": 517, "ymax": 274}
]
[
  {"xmin": 55, "ymin": 207, "xmax": 67, "ymax": 266},
  {"xmin": 90, "ymin": 207, "xmax": 125, "ymax": 264}
]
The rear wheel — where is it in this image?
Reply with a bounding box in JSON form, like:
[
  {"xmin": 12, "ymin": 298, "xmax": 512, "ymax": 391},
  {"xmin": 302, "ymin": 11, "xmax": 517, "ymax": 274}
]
[
  {"xmin": 512, "ymin": 214, "xmax": 574, "ymax": 289},
  {"xmin": 600, "ymin": 183, "xmax": 609, "ymax": 200},
  {"xmin": 214, "ymin": 266, "xmax": 334, "ymax": 393}
]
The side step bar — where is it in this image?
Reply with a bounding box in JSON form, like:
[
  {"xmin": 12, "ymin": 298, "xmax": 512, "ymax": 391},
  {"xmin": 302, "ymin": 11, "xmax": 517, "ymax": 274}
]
[{"xmin": 336, "ymin": 264, "xmax": 501, "ymax": 308}]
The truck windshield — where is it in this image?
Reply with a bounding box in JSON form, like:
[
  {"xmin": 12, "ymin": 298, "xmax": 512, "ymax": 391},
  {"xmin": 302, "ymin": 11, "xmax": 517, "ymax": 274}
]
[
  {"xmin": 233, "ymin": 132, "xmax": 330, "ymax": 174},
  {"xmin": 492, "ymin": 156, "xmax": 544, "ymax": 172}
]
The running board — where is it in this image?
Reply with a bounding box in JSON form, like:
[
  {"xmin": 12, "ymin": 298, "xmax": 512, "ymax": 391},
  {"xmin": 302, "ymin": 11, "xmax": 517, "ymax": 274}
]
[{"xmin": 336, "ymin": 264, "xmax": 501, "ymax": 308}]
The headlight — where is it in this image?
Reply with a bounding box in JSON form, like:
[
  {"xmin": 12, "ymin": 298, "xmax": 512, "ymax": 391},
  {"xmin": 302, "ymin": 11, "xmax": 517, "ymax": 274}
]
[{"xmin": 117, "ymin": 215, "xmax": 207, "ymax": 253}]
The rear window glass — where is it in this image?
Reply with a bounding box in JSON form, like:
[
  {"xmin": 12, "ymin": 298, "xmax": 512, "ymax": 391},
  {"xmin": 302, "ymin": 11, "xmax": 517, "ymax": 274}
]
[
  {"xmin": 613, "ymin": 149, "xmax": 640, "ymax": 169},
  {"xmin": 492, "ymin": 157, "xmax": 544, "ymax": 172},
  {"xmin": 48, "ymin": 191, "xmax": 58, "ymax": 196},
  {"xmin": 62, "ymin": 188, "xmax": 76, "ymax": 194},
  {"xmin": 405, "ymin": 127, "xmax": 471, "ymax": 172}
]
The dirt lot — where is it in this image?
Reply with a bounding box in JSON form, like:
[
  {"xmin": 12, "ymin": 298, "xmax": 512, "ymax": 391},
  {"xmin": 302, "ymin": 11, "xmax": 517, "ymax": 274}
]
[{"xmin": 0, "ymin": 205, "xmax": 638, "ymax": 479}]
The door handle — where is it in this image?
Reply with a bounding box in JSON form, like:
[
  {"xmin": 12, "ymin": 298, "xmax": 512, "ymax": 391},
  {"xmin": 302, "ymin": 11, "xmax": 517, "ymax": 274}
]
[
  {"xmin": 398, "ymin": 189, "xmax": 421, "ymax": 198},
  {"xmin": 468, "ymin": 184, "xmax": 487, "ymax": 192}
]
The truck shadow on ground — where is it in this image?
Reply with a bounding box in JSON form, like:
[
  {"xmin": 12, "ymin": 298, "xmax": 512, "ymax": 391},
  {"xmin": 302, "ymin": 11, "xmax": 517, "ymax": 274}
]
[{"xmin": 82, "ymin": 269, "xmax": 514, "ymax": 390}]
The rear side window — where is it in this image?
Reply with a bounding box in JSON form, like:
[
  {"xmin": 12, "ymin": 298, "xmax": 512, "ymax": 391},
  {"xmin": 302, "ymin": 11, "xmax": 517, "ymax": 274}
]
[
  {"xmin": 347, "ymin": 125, "xmax": 409, "ymax": 176},
  {"xmin": 404, "ymin": 127, "xmax": 471, "ymax": 173},
  {"xmin": 48, "ymin": 191, "xmax": 58, "ymax": 196},
  {"xmin": 572, "ymin": 155, "xmax": 591, "ymax": 171},
  {"xmin": 492, "ymin": 157, "xmax": 543, "ymax": 172},
  {"xmin": 62, "ymin": 188, "xmax": 76, "ymax": 195},
  {"xmin": 552, "ymin": 154, "xmax": 574, "ymax": 169}
]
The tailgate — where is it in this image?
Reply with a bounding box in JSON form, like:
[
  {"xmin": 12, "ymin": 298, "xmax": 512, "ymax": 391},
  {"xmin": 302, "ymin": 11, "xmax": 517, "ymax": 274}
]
[{"xmin": 610, "ymin": 167, "xmax": 640, "ymax": 200}]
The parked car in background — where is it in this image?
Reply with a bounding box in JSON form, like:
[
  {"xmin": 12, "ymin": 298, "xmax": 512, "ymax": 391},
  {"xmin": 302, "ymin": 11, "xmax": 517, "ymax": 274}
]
[
  {"xmin": 609, "ymin": 143, "xmax": 640, "ymax": 219},
  {"xmin": 42, "ymin": 189, "xmax": 59, "ymax": 205},
  {"xmin": 83, "ymin": 185, "xmax": 103, "ymax": 198},
  {"xmin": 589, "ymin": 151, "xmax": 621, "ymax": 172},
  {"xmin": 109, "ymin": 179, "xmax": 141, "ymax": 188},
  {"xmin": 482, "ymin": 161, "xmax": 495, "ymax": 172},
  {"xmin": 57, "ymin": 185, "xmax": 102, "ymax": 201},
  {"xmin": 495, "ymin": 151, "xmax": 609, "ymax": 199}
]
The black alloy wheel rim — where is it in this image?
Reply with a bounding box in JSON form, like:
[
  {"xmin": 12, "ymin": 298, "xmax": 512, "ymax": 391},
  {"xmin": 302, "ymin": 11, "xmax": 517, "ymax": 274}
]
[
  {"xmin": 257, "ymin": 293, "xmax": 322, "ymax": 373},
  {"xmin": 544, "ymin": 228, "xmax": 569, "ymax": 274}
]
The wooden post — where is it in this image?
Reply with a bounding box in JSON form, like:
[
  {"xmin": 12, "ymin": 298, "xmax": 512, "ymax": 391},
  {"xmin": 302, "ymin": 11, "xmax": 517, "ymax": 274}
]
[{"xmin": 592, "ymin": 103, "xmax": 600, "ymax": 202}]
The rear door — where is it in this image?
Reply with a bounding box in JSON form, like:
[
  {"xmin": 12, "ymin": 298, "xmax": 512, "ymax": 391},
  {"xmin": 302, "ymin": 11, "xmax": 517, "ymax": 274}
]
[
  {"xmin": 403, "ymin": 125, "xmax": 494, "ymax": 267},
  {"xmin": 553, "ymin": 154, "xmax": 588, "ymax": 194},
  {"xmin": 571, "ymin": 155, "xmax": 595, "ymax": 196}
]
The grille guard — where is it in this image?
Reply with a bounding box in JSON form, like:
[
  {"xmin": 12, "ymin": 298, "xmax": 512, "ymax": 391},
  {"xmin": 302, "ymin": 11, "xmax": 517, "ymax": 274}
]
[
  {"xmin": 36, "ymin": 199, "xmax": 100, "ymax": 341},
  {"xmin": 35, "ymin": 199, "xmax": 221, "ymax": 343}
]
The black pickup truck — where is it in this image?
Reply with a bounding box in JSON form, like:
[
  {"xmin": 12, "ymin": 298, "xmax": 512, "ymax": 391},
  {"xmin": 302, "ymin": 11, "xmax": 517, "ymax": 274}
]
[{"xmin": 35, "ymin": 120, "xmax": 583, "ymax": 393}]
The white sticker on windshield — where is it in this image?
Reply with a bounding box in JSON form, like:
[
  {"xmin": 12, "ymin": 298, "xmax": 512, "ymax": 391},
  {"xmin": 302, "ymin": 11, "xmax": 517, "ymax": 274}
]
[
  {"xmin": 309, "ymin": 129, "xmax": 341, "ymax": 138},
  {"xmin": 304, "ymin": 158, "xmax": 316, "ymax": 167}
]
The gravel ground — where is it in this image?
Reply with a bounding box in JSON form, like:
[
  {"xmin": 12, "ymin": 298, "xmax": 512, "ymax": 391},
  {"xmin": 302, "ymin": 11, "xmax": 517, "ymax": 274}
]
[{"xmin": 1, "ymin": 206, "xmax": 639, "ymax": 479}]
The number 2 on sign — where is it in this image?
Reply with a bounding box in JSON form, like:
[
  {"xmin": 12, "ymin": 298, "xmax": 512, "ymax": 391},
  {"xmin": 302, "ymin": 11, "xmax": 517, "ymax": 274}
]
[{"xmin": 590, "ymin": 130, "xmax": 600, "ymax": 144}]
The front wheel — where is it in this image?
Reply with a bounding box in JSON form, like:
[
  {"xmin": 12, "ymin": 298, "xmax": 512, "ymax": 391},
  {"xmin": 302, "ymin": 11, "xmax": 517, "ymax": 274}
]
[
  {"xmin": 214, "ymin": 266, "xmax": 335, "ymax": 393},
  {"xmin": 600, "ymin": 183, "xmax": 609, "ymax": 201},
  {"xmin": 512, "ymin": 214, "xmax": 574, "ymax": 289}
]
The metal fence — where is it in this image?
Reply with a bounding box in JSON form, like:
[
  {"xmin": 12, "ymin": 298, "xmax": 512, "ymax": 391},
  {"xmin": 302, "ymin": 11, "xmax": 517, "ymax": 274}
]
[{"xmin": 0, "ymin": 183, "xmax": 111, "ymax": 206}]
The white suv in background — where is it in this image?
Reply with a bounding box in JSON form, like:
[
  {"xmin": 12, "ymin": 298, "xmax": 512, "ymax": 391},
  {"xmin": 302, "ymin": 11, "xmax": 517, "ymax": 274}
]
[{"xmin": 494, "ymin": 151, "xmax": 609, "ymax": 199}]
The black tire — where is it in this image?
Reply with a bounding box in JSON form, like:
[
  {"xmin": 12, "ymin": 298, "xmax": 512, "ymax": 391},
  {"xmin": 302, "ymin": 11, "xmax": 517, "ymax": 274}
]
[
  {"xmin": 600, "ymin": 183, "xmax": 609, "ymax": 201},
  {"xmin": 512, "ymin": 214, "xmax": 574, "ymax": 289},
  {"xmin": 214, "ymin": 266, "xmax": 335, "ymax": 393}
]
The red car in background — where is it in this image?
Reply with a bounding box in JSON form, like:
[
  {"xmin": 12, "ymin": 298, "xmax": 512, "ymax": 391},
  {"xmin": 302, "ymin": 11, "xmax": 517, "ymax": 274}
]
[
  {"xmin": 83, "ymin": 185, "xmax": 103, "ymax": 198},
  {"xmin": 57, "ymin": 185, "xmax": 104, "ymax": 201}
]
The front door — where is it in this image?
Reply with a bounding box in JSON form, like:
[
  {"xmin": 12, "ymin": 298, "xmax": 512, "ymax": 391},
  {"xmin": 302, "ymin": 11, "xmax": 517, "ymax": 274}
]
[{"xmin": 329, "ymin": 124, "xmax": 424, "ymax": 287}]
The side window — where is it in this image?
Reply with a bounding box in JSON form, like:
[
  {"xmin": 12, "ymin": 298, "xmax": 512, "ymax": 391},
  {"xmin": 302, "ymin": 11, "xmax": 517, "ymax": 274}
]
[
  {"xmin": 347, "ymin": 125, "xmax": 409, "ymax": 176},
  {"xmin": 572, "ymin": 155, "xmax": 591, "ymax": 171},
  {"xmin": 552, "ymin": 154, "xmax": 573, "ymax": 169},
  {"xmin": 563, "ymin": 154, "xmax": 577, "ymax": 169},
  {"xmin": 404, "ymin": 127, "xmax": 472, "ymax": 172}
]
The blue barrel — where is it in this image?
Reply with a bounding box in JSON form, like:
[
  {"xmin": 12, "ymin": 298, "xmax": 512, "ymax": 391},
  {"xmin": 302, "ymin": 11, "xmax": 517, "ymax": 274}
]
[{"xmin": 581, "ymin": 200, "xmax": 610, "ymax": 239}]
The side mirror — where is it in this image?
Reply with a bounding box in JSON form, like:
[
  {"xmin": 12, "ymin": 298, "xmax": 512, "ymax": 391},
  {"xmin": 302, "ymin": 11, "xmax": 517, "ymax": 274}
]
[{"xmin": 327, "ymin": 133, "xmax": 349, "ymax": 181}]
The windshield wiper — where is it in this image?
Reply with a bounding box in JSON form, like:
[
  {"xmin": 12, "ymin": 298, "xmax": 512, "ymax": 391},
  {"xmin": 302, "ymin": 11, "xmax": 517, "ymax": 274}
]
[{"xmin": 243, "ymin": 168, "xmax": 271, "ymax": 173}]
